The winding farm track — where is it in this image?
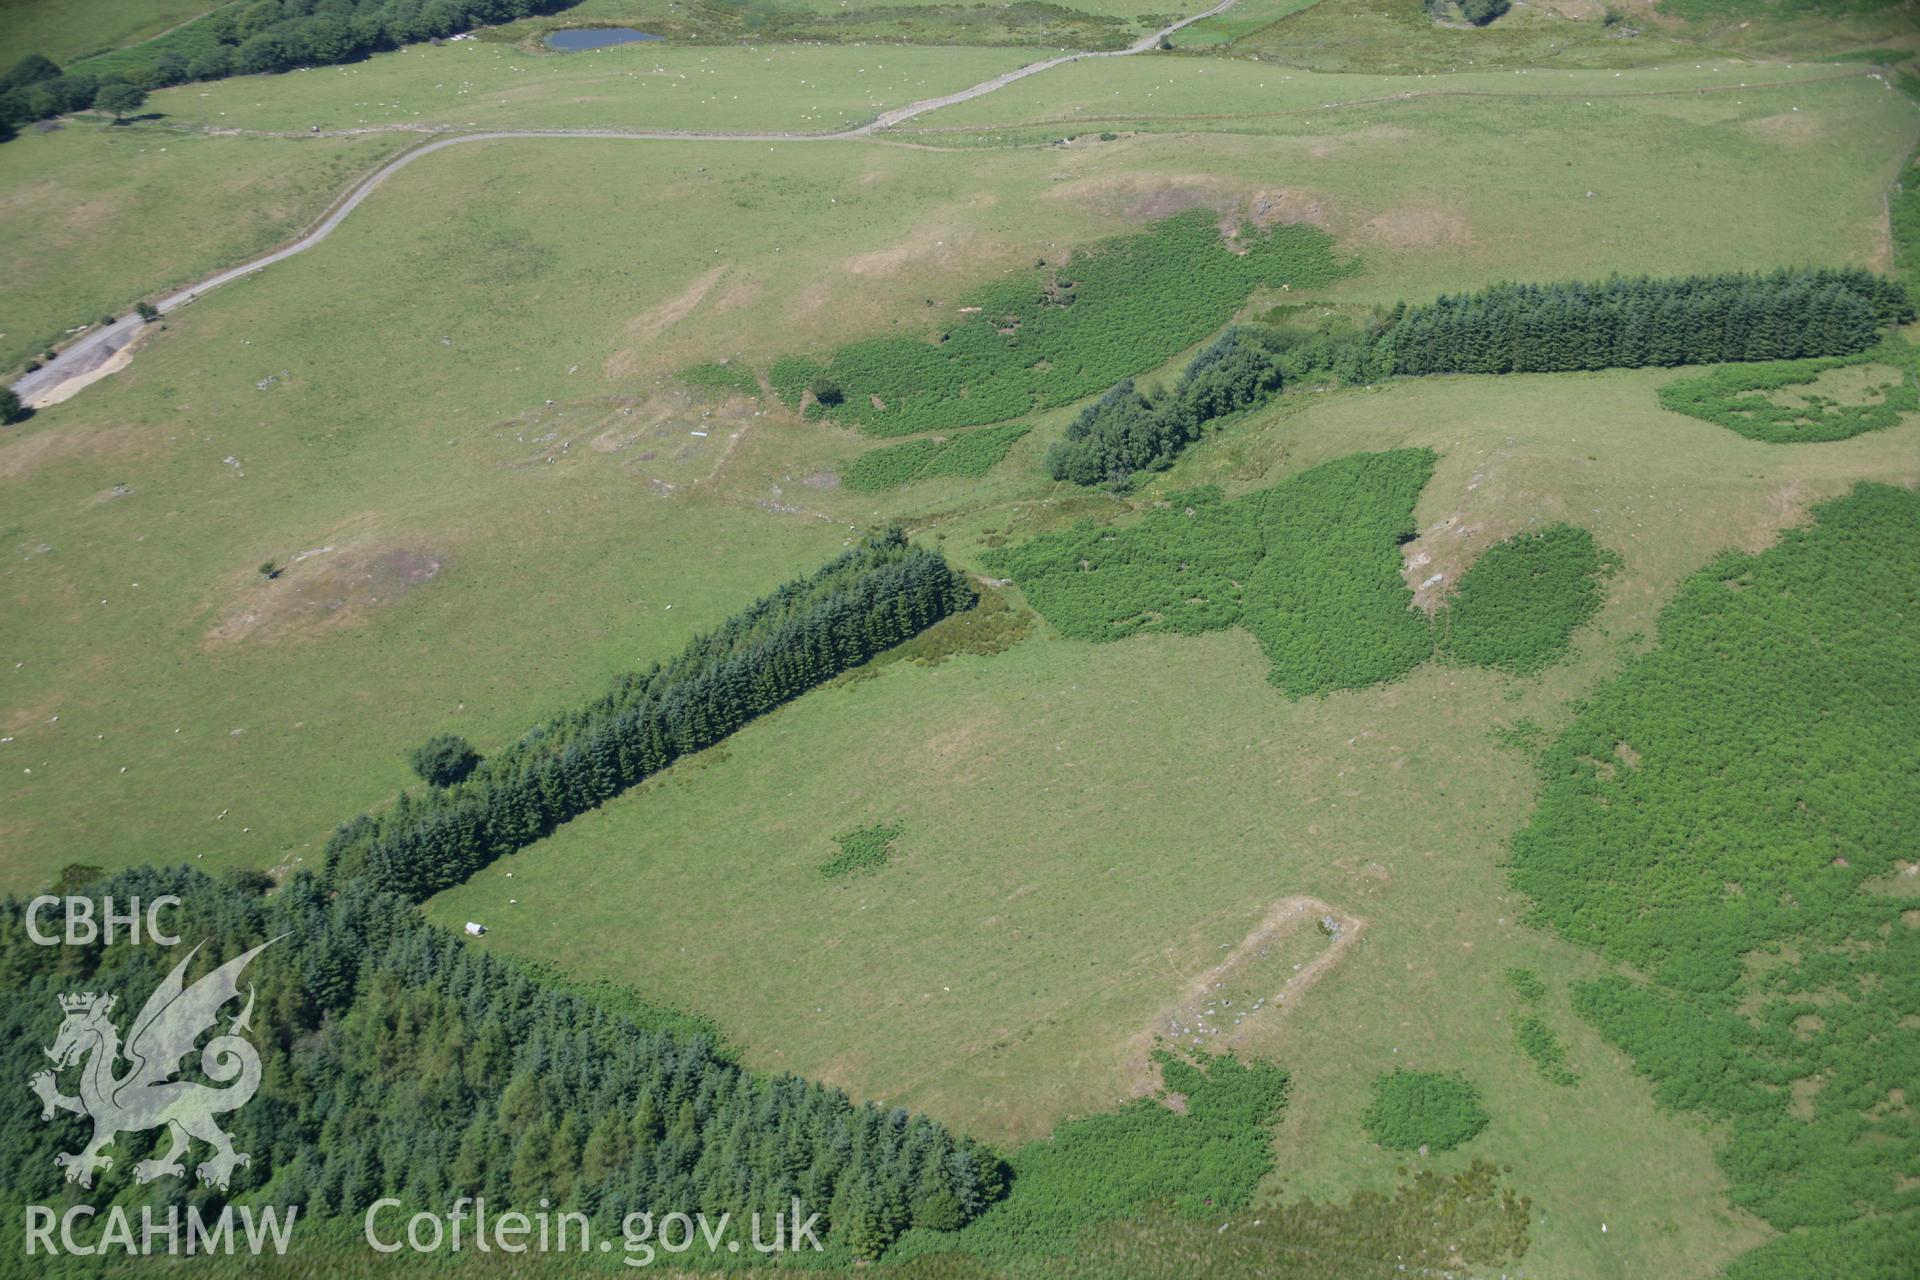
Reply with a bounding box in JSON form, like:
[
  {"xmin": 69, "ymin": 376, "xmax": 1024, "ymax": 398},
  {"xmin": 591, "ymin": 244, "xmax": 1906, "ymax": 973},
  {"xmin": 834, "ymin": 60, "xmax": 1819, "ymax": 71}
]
[
  {"xmin": 7, "ymin": 18, "xmax": 1885, "ymax": 406},
  {"xmin": 9, "ymin": 0, "xmax": 1242, "ymax": 406}
]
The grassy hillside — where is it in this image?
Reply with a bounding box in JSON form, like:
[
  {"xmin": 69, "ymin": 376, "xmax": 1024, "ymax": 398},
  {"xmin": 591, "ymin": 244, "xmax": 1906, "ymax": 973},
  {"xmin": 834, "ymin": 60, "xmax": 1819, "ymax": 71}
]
[
  {"xmin": 425, "ymin": 362, "xmax": 1916, "ymax": 1277},
  {"xmin": 0, "ymin": 0, "xmax": 219, "ymax": 64},
  {"xmin": 0, "ymin": 124, "xmax": 402, "ymax": 370},
  {"xmin": 1, "ymin": 22, "xmax": 1916, "ymax": 1280},
  {"xmin": 143, "ymin": 40, "xmax": 1051, "ymax": 133},
  {"xmin": 3, "ymin": 74, "xmax": 1911, "ymax": 888},
  {"xmin": 903, "ymin": 66, "xmax": 1917, "ymax": 302},
  {"xmin": 1513, "ymin": 482, "xmax": 1920, "ymax": 1275}
]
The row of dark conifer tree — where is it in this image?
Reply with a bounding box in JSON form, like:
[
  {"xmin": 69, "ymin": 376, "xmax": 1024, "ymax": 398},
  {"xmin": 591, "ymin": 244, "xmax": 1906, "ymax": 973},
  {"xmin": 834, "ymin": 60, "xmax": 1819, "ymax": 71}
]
[
  {"xmin": 1043, "ymin": 267, "xmax": 1912, "ymax": 488},
  {"xmin": 1384, "ymin": 267, "xmax": 1910, "ymax": 375},
  {"xmin": 3, "ymin": 533, "xmax": 988, "ymax": 1262},
  {"xmin": 1044, "ymin": 326, "xmax": 1285, "ymax": 488},
  {"xmin": 327, "ymin": 530, "xmax": 974, "ymax": 900}
]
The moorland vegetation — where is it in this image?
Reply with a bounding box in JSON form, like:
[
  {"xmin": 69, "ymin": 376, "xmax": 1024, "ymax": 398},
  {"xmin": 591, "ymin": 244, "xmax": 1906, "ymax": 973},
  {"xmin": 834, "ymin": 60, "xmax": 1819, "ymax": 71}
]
[
  {"xmin": 820, "ymin": 823, "xmax": 905, "ymax": 878},
  {"xmin": 1438, "ymin": 524, "xmax": 1617, "ymax": 674},
  {"xmin": 843, "ymin": 424, "xmax": 1031, "ymax": 491},
  {"xmin": 778, "ymin": 213, "xmax": 1352, "ymax": 436},
  {"xmin": 1656, "ymin": 340, "xmax": 1918, "ymax": 443},
  {"xmin": 893, "ymin": 1053, "xmax": 1291, "ymax": 1261},
  {"xmin": 983, "ymin": 453, "xmax": 1434, "ymax": 695},
  {"xmin": 1513, "ymin": 1016, "xmax": 1579, "ymax": 1088},
  {"xmin": 992, "ymin": 451, "xmax": 1618, "ymax": 695},
  {"xmin": 1509, "ymin": 483, "xmax": 1920, "ymax": 1276},
  {"xmin": 1361, "ymin": 1070, "xmax": 1491, "ymax": 1152}
]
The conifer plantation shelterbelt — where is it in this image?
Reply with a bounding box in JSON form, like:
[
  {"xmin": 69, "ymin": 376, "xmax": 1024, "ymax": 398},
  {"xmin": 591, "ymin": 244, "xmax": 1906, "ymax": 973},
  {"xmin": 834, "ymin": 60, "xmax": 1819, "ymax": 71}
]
[
  {"xmin": 1043, "ymin": 266, "xmax": 1912, "ymax": 488},
  {"xmin": 326, "ymin": 531, "xmax": 974, "ymax": 901},
  {"xmin": 0, "ymin": 869, "xmax": 1003, "ymax": 1261},
  {"xmin": 1385, "ymin": 268, "xmax": 1912, "ymax": 375},
  {"xmin": 1045, "ymin": 326, "xmax": 1286, "ymax": 488}
]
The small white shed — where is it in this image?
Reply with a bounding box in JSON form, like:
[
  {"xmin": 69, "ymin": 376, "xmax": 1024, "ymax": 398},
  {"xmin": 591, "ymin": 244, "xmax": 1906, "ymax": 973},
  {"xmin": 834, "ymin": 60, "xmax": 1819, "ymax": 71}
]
[{"xmin": 465, "ymin": 921, "xmax": 487, "ymax": 937}]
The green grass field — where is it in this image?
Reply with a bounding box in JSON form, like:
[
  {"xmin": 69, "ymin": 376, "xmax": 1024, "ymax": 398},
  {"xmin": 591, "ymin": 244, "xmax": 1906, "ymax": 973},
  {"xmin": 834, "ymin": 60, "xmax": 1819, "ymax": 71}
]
[
  {"xmin": 3, "ymin": 15, "xmax": 1917, "ymax": 1276},
  {"xmin": 900, "ymin": 65, "xmax": 1916, "ymax": 299},
  {"xmin": 0, "ymin": 0, "xmax": 218, "ymax": 65},
  {"xmin": 6, "ymin": 79, "xmax": 1911, "ymax": 895},
  {"xmin": 0, "ymin": 123, "xmax": 403, "ymax": 370},
  {"xmin": 512, "ymin": 0, "xmax": 1157, "ymax": 50},
  {"xmin": 423, "ymin": 360, "xmax": 1916, "ymax": 1278},
  {"xmin": 144, "ymin": 40, "xmax": 1053, "ymax": 133}
]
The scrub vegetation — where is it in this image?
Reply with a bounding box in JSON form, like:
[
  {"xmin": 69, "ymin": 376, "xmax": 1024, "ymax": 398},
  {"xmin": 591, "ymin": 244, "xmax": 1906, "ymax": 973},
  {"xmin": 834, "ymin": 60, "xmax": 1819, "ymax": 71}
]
[
  {"xmin": 994, "ymin": 451, "xmax": 1616, "ymax": 694},
  {"xmin": 789, "ymin": 213, "xmax": 1352, "ymax": 436},
  {"xmin": 843, "ymin": 423, "xmax": 1030, "ymax": 491},
  {"xmin": 1438, "ymin": 524, "xmax": 1617, "ymax": 673},
  {"xmin": 821, "ymin": 822, "xmax": 904, "ymax": 877},
  {"xmin": 893, "ymin": 1053, "xmax": 1292, "ymax": 1261},
  {"xmin": 988, "ymin": 451, "xmax": 1436, "ymax": 695},
  {"xmin": 1513, "ymin": 1015, "xmax": 1579, "ymax": 1088},
  {"xmin": 1361, "ymin": 1070, "xmax": 1491, "ymax": 1152}
]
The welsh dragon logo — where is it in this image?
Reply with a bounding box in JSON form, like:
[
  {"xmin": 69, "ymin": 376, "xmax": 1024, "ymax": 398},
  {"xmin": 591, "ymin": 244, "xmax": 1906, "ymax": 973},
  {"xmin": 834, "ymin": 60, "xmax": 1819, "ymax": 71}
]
[{"xmin": 31, "ymin": 937, "xmax": 279, "ymax": 1191}]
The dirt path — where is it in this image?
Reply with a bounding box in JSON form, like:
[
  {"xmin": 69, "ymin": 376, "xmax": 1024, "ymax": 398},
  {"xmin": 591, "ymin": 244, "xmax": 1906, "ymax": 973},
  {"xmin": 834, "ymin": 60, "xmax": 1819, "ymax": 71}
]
[{"xmin": 8, "ymin": 0, "xmax": 1241, "ymax": 409}]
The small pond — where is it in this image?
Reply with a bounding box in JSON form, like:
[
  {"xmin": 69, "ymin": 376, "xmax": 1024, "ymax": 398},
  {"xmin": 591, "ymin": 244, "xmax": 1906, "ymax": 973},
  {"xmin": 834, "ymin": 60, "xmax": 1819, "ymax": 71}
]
[{"xmin": 546, "ymin": 26, "xmax": 664, "ymax": 50}]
